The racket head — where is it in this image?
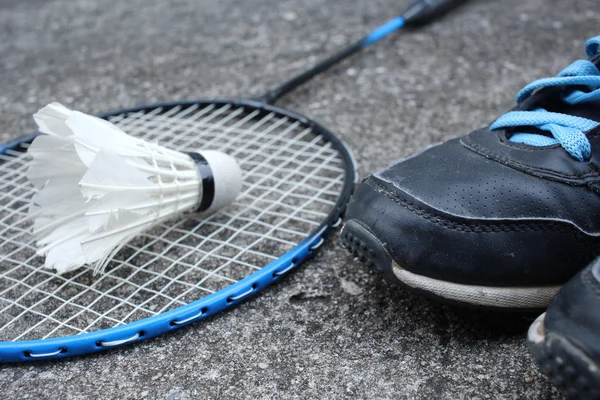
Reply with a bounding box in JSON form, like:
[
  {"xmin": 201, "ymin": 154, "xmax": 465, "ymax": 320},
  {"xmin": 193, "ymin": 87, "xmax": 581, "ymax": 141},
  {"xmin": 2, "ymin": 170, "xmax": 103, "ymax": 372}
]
[{"xmin": 0, "ymin": 98, "xmax": 357, "ymax": 362}]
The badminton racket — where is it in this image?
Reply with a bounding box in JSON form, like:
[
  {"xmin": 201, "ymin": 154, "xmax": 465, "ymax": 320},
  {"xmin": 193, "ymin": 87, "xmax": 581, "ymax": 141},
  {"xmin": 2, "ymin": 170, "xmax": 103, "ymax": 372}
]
[{"xmin": 0, "ymin": 0, "xmax": 465, "ymax": 362}]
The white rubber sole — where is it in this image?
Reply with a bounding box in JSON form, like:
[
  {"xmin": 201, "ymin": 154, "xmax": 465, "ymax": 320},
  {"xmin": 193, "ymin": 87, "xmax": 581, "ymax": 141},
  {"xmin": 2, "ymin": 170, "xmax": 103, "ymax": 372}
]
[{"xmin": 393, "ymin": 262, "xmax": 561, "ymax": 309}]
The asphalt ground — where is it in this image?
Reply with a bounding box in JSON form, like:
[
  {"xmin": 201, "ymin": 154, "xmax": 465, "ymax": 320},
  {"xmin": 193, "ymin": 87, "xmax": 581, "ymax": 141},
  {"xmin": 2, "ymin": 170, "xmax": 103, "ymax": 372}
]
[{"xmin": 1, "ymin": 0, "xmax": 598, "ymax": 398}]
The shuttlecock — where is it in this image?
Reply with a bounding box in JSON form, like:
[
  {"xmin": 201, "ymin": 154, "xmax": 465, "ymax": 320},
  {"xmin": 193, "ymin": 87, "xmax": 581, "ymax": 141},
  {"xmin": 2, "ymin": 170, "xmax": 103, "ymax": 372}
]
[{"xmin": 27, "ymin": 102, "xmax": 242, "ymax": 275}]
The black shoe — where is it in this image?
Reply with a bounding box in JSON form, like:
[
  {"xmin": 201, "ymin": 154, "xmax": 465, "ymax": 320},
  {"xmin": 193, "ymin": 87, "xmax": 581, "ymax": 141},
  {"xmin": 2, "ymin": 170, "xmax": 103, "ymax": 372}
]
[
  {"xmin": 528, "ymin": 258, "xmax": 600, "ymax": 400},
  {"xmin": 341, "ymin": 37, "xmax": 600, "ymax": 310}
]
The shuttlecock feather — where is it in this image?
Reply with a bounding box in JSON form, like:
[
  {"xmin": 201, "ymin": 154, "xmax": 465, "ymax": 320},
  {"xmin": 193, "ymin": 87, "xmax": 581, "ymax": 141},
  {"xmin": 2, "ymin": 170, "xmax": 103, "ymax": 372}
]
[{"xmin": 28, "ymin": 102, "xmax": 242, "ymax": 275}]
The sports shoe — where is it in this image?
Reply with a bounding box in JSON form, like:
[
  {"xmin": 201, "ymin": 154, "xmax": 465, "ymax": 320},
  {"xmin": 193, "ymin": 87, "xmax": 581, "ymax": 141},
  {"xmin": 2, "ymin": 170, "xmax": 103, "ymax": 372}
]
[
  {"xmin": 341, "ymin": 36, "xmax": 600, "ymax": 310},
  {"xmin": 528, "ymin": 258, "xmax": 600, "ymax": 400}
]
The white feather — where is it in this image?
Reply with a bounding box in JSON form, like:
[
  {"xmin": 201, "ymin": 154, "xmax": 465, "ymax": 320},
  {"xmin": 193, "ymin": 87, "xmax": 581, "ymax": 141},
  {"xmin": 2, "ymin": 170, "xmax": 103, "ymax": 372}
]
[
  {"xmin": 80, "ymin": 210, "xmax": 149, "ymax": 272},
  {"xmin": 36, "ymin": 217, "xmax": 88, "ymax": 275},
  {"xmin": 79, "ymin": 150, "xmax": 154, "ymax": 198},
  {"xmin": 27, "ymin": 102, "xmax": 242, "ymax": 275},
  {"xmin": 32, "ymin": 102, "xmax": 73, "ymax": 137},
  {"xmin": 27, "ymin": 135, "xmax": 86, "ymax": 189}
]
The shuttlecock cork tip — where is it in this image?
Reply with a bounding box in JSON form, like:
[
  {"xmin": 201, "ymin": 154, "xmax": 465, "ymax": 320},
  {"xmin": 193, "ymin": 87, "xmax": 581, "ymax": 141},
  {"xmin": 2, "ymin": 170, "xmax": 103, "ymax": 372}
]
[{"xmin": 192, "ymin": 150, "xmax": 242, "ymax": 214}]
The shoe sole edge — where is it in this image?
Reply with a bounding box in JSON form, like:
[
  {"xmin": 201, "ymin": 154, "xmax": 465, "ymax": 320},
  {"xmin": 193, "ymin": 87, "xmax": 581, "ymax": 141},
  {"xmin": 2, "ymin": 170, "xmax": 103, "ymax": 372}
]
[
  {"xmin": 341, "ymin": 219, "xmax": 559, "ymax": 310},
  {"xmin": 392, "ymin": 261, "xmax": 559, "ymax": 309}
]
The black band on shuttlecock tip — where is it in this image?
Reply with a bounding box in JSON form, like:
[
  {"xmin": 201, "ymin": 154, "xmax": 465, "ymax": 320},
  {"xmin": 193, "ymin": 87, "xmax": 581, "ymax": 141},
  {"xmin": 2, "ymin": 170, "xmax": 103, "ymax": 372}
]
[{"xmin": 186, "ymin": 152, "xmax": 215, "ymax": 212}]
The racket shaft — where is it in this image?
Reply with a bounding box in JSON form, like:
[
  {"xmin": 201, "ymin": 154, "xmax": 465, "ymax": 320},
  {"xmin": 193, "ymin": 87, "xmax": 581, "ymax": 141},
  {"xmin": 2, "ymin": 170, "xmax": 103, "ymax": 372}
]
[{"xmin": 260, "ymin": 0, "xmax": 467, "ymax": 104}]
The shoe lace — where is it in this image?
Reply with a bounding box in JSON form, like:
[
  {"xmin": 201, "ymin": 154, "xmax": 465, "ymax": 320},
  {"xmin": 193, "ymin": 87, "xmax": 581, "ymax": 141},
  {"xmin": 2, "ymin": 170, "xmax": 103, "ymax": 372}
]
[{"xmin": 490, "ymin": 36, "xmax": 600, "ymax": 161}]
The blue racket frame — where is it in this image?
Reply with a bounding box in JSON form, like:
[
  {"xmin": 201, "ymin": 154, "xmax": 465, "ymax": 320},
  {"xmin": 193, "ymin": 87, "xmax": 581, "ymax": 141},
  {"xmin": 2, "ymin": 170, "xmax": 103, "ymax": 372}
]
[{"xmin": 0, "ymin": 99, "xmax": 357, "ymax": 362}]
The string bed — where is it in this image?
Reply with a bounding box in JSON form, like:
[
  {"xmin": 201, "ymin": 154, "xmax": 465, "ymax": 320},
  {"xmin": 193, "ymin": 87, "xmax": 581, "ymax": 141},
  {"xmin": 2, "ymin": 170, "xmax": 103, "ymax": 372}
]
[{"xmin": 0, "ymin": 102, "xmax": 347, "ymax": 342}]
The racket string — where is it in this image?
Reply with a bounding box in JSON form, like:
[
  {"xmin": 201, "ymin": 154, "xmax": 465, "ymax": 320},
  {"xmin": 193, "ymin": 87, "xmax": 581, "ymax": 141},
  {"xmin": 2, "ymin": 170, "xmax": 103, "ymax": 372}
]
[
  {"xmin": 0, "ymin": 103, "xmax": 347, "ymax": 341},
  {"xmin": 108, "ymin": 121, "xmax": 343, "ymax": 316}
]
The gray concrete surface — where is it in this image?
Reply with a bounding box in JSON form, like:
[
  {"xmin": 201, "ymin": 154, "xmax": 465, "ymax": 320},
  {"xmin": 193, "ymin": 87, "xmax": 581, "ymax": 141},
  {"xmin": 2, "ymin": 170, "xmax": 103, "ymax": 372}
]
[{"xmin": 1, "ymin": 0, "xmax": 597, "ymax": 398}]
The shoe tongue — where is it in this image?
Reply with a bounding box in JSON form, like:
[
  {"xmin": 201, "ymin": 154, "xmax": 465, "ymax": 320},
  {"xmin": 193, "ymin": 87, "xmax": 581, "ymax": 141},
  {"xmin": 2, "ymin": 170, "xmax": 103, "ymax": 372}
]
[
  {"xmin": 529, "ymin": 52, "xmax": 600, "ymax": 123},
  {"xmin": 548, "ymin": 53, "xmax": 600, "ymax": 122},
  {"xmin": 541, "ymin": 60, "xmax": 600, "ymax": 123},
  {"xmin": 550, "ymin": 100, "xmax": 600, "ymax": 123}
]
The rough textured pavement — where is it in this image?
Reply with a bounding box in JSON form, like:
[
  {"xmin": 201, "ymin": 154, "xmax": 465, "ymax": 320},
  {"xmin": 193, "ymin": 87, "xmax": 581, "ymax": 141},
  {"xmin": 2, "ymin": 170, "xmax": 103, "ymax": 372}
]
[{"xmin": 1, "ymin": 0, "xmax": 598, "ymax": 398}]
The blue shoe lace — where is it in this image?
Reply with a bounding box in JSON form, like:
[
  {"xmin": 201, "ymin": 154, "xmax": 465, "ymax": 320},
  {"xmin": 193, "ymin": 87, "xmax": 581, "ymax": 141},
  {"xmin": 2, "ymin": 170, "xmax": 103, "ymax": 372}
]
[{"xmin": 490, "ymin": 36, "xmax": 600, "ymax": 161}]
